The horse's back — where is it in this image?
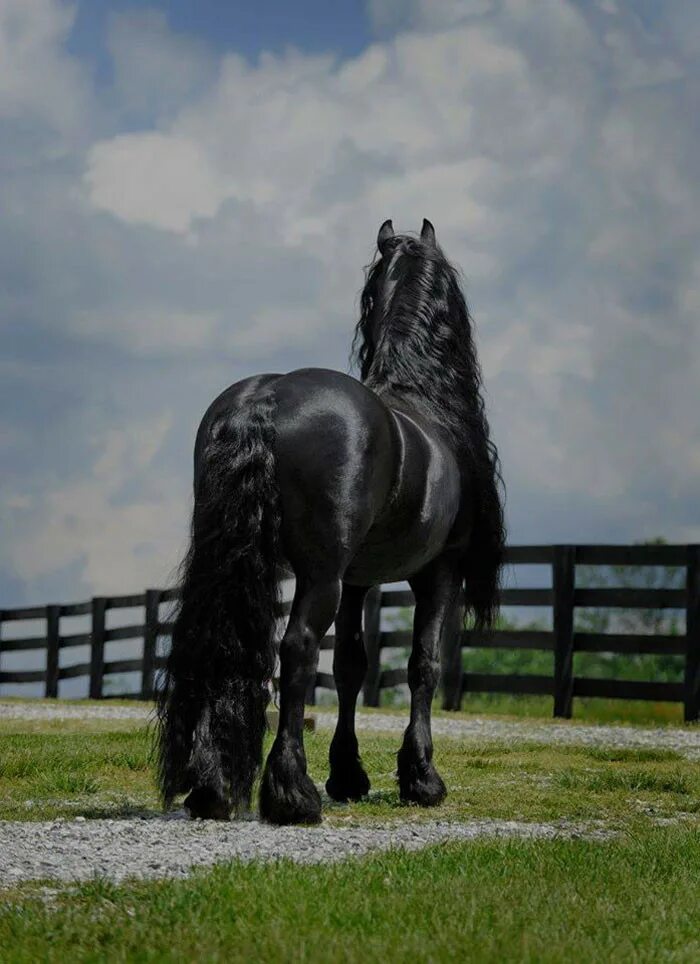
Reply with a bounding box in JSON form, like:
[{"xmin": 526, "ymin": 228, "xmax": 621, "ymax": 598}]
[{"xmin": 271, "ymin": 369, "xmax": 399, "ymax": 574}]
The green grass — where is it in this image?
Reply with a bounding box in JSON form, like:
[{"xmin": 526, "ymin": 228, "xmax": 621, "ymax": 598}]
[
  {"xmin": 4, "ymin": 829, "xmax": 700, "ymax": 962},
  {"xmin": 0, "ymin": 726, "xmax": 155, "ymax": 820},
  {"xmin": 1, "ymin": 710, "xmax": 699, "ymax": 826}
]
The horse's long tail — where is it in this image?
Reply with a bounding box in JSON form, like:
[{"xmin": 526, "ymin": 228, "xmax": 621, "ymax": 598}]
[
  {"xmin": 157, "ymin": 394, "xmax": 281, "ymax": 814},
  {"xmin": 462, "ymin": 439, "xmax": 506, "ymax": 632}
]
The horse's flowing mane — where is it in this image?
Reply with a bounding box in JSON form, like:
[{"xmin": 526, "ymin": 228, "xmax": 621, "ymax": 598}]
[
  {"xmin": 354, "ymin": 235, "xmax": 486, "ymax": 458},
  {"xmin": 353, "ymin": 232, "xmax": 506, "ymax": 628}
]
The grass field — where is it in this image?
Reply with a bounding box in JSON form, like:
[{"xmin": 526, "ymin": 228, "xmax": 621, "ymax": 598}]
[
  {"xmin": 4, "ymin": 831, "xmax": 700, "ymax": 963},
  {"xmin": 1, "ymin": 701, "xmax": 700, "ymax": 961}
]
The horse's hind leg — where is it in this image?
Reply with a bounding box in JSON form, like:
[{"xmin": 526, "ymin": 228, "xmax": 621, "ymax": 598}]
[
  {"xmin": 398, "ymin": 558, "xmax": 462, "ymax": 806},
  {"xmin": 260, "ymin": 576, "xmax": 342, "ymax": 825},
  {"xmin": 326, "ymin": 584, "xmax": 371, "ymax": 802}
]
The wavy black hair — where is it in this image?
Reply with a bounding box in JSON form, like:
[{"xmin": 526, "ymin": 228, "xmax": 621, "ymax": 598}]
[{"xmin": 353, "ymin": 227, "xmax": 506, "ymax": 629}]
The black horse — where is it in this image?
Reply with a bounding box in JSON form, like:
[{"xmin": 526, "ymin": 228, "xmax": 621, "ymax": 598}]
[{"xmin": 157, "ymin": 218, "xmax": 505, "ymax": 825}]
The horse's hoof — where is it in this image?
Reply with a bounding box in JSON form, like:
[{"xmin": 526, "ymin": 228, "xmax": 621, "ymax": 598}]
[
  {"xmin": 260, "ymin": 749, "xmax": 322, "ymax": 825},
  {"xmin": 326, "ymin": 762, "xmax": 371, "ymax": 802},
  {"xmin": 260, "ymin": 775, "xmax": 322, "ymax": 825},
  {"xmin": 397, "ymin": 749, "xmax": 447, "ymax": 807},
  {"xmin": 399, "ymin": 772, "xmax": 447, "ymax": 807},
  {"xmin": 184, "ymin": 786, "xmax": 231, "ymax": 820}
]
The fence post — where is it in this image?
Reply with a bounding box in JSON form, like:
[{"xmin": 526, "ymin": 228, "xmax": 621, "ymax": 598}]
[
  {"xmin": 684, "ymin": 545, "xmax": 700, "ymax": 723},
  {"xmin": 142, "ymin": 589, "xmax": 160, "ymax": 701},
  {"xmin": 89, "ymin": 597, "xmax": 107, "ymax": 700},
  {"xmin": 45, "ymin": 605, "xmax": 61, "ymax": 698},
  {"xmin": 553, "ymin": 545, "xmax": 575, "ymax": 719},
  {"xmin": 363, "ymin": 586, "xmax": 382, "ymax": 707},
  {"xmin": 441, "ymin": 604, "xmax": 464, "ymax": 711}
]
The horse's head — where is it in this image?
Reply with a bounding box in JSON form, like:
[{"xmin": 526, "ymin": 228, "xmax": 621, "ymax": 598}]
[{"xmin": 354, "ymin": 218, "xmax": 444, "ymax": 380}]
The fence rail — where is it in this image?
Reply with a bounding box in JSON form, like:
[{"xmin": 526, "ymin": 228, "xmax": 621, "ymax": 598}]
[{"xmin": 1, "ymin": 544, "xmax": 698, "ymax": 720}]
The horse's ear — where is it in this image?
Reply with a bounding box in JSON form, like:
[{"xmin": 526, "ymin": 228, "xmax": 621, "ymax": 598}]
[
  {"xmin": 421, "ymin": 218, "xmax": 436, "ymax": 246},
  {"xmin": 377, "ymin": 219, "xmax": 394, "ymax": 253}
]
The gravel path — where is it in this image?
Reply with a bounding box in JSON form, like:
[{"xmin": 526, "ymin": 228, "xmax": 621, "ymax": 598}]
[
  {"xmin": 0, "ymin": 816, "xmax": 611, "ymax": 886},
  {"xmin": 315, "ymin": 713, "xmax": 700, "ymax": 758},
  {"xmin": 4, "ymin": 702, "xmax": 699, "ymax": 757}
]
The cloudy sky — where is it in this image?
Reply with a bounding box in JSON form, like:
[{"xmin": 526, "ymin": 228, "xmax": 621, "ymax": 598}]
[{"xmin": 1, "ymin": 0, "xmax": 698, "ymax": 607}]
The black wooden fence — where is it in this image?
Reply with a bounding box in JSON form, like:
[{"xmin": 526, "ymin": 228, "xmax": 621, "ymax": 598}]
[{"xmin": 1, "ymin": 545, "xmax": 698, "ymax": 720}]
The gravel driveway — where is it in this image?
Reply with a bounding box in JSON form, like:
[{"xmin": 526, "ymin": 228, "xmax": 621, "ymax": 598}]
[{"xmin": 0, "ymin": 816, "xmax": 612, "ymax": 886}]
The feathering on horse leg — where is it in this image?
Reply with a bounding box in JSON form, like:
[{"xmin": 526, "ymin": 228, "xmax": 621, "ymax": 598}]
[
  {"xmin": 326, "ymin": 583, "xmax": 371, "ymax": 803},
  {"xmin": 398, "ymin": 562, "xmax": 462, "ymax": 806},
  {"xmin": 260, "ymin": 577, "xmax": 343, "ymax": 825}
]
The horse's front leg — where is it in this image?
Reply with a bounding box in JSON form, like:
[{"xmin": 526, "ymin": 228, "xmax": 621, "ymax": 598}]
[
  {"xmin": 326, "ymin": 583, "xmax": 371, "ymax": 802},
  {"xmin": 399, "ymin": 558, "xmax": 462, "ymax": 806},
  {"xmin": 260, "ymin": 577, "xmax": 342, "ymax": 825}
]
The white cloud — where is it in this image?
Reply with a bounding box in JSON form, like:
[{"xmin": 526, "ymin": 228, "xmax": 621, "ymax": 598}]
[
  {"xmin": 70, "ymin": 307, "xmax": 221, "ymax": 356},
  {"xmin": 5, "ymin": 414, "xmax": 186, "ymax": 596},
  {"xmin": 86, "ymin": 132, "xmax": 226, "ymax": 234},
  {"xmin": 604, "ymin": 27, "xmax": 683, "ymax": 90},
  {"xmin": 106, "ymin": 8, "xmax": 216, "ymax": 121},
  {"xmin": 0, "ymin": 0, "xmax": 92, "ymax": 138}
]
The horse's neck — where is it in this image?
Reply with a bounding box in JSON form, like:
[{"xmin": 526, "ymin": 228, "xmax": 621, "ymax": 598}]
[{"xmin": 366, "ymin": 387, "xmax": 461, "ymax": 466}]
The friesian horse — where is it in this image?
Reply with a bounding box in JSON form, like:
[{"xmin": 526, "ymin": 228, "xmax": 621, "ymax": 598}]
[{"xmin": 157, "ymin": 218, "xmax": 505, "ymax": 825}]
